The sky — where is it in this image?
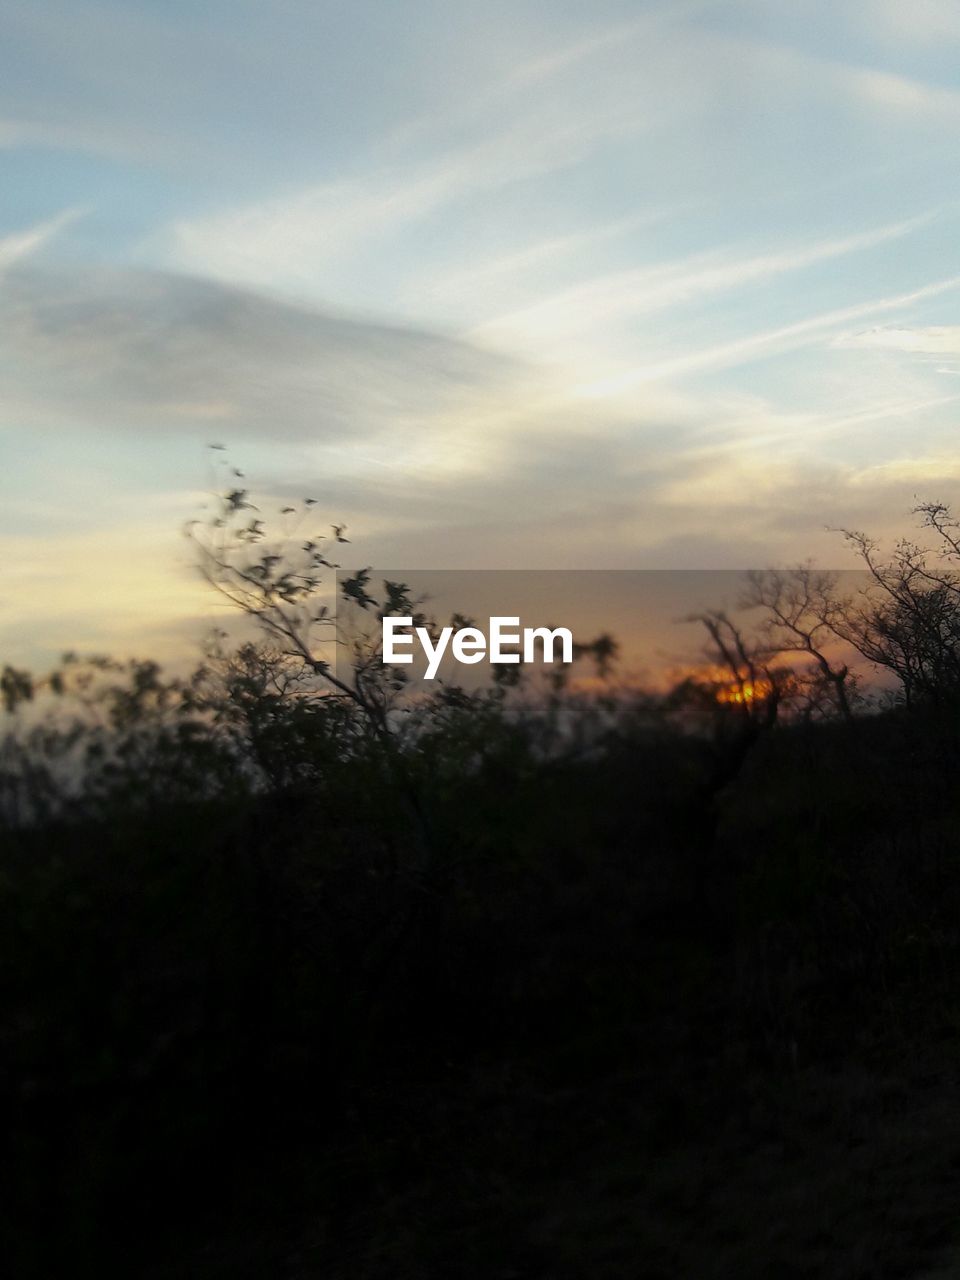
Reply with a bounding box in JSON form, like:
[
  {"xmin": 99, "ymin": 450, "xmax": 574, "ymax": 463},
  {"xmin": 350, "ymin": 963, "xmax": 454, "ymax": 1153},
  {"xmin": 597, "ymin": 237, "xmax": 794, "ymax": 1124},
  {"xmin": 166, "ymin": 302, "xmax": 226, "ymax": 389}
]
[{"xmin": 2, "ymin": 0, "xmax": 960, "ymax": 666}]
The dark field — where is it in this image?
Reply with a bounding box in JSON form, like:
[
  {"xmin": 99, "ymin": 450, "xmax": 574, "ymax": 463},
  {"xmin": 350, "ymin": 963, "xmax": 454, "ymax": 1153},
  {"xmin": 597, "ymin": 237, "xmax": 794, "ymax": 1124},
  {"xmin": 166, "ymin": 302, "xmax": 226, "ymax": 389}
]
[{"xmin": 4, "ymin": 663, "xmax": 960, "ymax": 1278}]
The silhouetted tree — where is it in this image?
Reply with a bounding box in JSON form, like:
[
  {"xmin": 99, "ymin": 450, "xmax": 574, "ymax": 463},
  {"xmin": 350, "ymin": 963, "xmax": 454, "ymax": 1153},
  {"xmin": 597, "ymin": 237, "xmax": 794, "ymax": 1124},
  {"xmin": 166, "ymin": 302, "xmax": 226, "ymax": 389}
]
[
  {"xmin": 826, "ymin": 504, "xmax": 960, "ymax": 707},
  {"xmin": 741, "ymin": 565, "xmax": 856, "ymax": 724}
]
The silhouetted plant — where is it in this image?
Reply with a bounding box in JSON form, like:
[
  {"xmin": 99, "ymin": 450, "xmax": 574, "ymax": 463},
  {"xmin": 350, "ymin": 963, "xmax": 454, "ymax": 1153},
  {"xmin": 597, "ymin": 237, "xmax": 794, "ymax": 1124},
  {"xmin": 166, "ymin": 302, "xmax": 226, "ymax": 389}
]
[
  {"xmin": 740, "ymin": 565, "xmax": 857, "ymax": 724},
  {"xmin": 824, "ymin": 503, "xmax": 960, "ymax": 707}
]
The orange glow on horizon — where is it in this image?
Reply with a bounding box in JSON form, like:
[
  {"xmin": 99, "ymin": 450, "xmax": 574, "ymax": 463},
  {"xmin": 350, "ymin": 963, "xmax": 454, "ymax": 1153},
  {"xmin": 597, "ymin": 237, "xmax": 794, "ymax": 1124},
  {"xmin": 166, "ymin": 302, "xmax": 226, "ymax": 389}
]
[{"xmin": 715, "ymin": 678, "xmax": 774, "ymax": 705}]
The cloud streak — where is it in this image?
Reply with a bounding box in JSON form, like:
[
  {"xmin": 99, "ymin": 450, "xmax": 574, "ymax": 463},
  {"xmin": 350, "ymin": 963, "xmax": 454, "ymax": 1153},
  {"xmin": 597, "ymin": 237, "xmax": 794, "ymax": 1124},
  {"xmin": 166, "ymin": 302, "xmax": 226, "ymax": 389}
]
[
  {"xmin": 836, "ymin": 326, "xmax": 960, "ymax": 354},
  {"xmin": 0, "ymin": 208, "xmax": 82, "ymax": 271},
  {"xmin": 471, "ymin": 214, "xmax": 933, "ymax": 353},
  {"xmin": 165, "ymin": 106, "xmax": 659, "ymax": 299},
  {"xmin": 0, "ymin": 265, "xmax": 522, "ymax": 442},
  {"xmin": 577, "ymin": 271, "xmax": 960, "ymax": 394}
]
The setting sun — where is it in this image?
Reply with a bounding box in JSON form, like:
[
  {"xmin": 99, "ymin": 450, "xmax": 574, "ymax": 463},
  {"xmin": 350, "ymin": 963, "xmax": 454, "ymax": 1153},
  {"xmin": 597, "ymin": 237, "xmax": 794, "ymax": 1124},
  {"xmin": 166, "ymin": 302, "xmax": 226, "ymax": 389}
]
[{"xmin": 716, "ymin": 678, "xmax": 774, "ymax": 705}]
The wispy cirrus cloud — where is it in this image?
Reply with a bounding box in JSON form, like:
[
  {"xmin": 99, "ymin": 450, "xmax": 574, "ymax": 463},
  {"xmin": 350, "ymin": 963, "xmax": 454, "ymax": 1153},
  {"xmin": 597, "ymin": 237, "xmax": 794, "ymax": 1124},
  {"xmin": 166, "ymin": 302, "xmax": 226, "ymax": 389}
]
[
  {"xmin": 164, "ymin": 106, "xmax": 661, "ymax": 300},
  {"xmin": 712, "ymin": 26, "xmax": 960, "ymax": 121},
  {"xmin": 844, "ymin": 64, "xmax": 960, "ymax": 117},
  {"xmin": 836, "ymin": 326, "xmax": 960, "ymax": 354},
  {"xmin": 471, "ymin": 214, "xmax": 933, "ymax": 356},
  {"xmin": 576, "ymin": 270, "xmax": 960, "ymax": 394},
  {"xmin": 0, "ymin": 207, "xmax": 83, "ymax": 271},
  {"xmin": 413, "ymin": 212, "xmax": 671, "ymax": 311}
]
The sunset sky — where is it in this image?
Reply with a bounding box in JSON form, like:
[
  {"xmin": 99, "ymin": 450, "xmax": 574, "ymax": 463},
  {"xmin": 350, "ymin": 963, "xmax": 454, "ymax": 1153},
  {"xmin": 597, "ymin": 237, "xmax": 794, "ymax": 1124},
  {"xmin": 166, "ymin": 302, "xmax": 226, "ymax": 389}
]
[{"xmin": 3, "ymin": 0, "xmax": 960, "ymax": 665}]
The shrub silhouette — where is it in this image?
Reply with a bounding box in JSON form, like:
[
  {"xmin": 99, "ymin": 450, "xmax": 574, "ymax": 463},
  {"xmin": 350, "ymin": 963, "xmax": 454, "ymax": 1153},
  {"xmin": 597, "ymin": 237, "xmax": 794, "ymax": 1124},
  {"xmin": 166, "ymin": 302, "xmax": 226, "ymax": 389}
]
[{"xmin": 4, "ymin": 489, "xmax": 960, "ymax": 1277}]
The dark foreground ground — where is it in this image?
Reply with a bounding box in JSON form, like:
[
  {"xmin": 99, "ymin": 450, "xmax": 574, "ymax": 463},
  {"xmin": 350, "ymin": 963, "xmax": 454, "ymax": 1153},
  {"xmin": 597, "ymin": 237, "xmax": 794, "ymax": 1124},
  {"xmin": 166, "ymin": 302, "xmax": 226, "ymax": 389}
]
[{"xmin": 4, "ymin": 700, "xmax": 960, "ymax": 1277}]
